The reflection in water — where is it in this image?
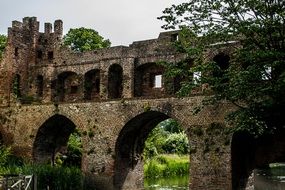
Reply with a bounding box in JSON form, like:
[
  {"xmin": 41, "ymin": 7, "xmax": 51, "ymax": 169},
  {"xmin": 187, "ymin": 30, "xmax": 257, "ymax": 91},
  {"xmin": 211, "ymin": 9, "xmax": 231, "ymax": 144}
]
[
  {"xmin": 255, "ymin": 164, "xmax": 285, "ymax": 190},
  {"xmin": 144, "ymin": 175, "xmax": 188, "ymax": 190}
]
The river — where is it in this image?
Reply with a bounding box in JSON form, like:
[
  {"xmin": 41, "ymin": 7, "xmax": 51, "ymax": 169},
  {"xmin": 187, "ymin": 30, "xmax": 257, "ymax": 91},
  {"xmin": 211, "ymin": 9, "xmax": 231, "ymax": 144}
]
[
  {"xmin": 254, "ymin": 164, "xmax": 285, "ymax": 190},
  {"xmin": 144, "ymin": 164, "xmax": 285, "ymax": 190}
]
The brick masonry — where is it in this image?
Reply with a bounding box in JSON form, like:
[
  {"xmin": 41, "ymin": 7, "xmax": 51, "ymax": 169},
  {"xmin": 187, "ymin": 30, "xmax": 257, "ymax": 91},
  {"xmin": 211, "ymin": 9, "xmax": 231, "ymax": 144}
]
[{"xmin": 1, "ymin": 17, "xmax": 284, "ymax": 190}]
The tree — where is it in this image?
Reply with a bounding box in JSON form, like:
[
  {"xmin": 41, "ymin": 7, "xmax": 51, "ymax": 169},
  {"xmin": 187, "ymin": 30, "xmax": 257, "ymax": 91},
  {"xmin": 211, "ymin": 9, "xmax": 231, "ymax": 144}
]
[
  {"xmin": 63, "ymin": 27, "xmax": 111, "ymax": 52},
  {"xmin": 159, "ymin": 0, "xmax": 285, "ymax": 137},
  {"xmin": 0, "ymin": 34, "xmax": 7, "ymax": 60},
  {"xmin": 144, "ymin": 119, "xmax": 189, "ymax": 158}
]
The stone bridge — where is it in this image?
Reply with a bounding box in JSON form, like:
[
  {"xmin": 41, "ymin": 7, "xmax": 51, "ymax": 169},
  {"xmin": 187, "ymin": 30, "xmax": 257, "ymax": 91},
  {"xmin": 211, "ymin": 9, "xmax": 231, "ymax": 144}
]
[{"xmin": 0, "ymin": 17, "xmax": 285, "ymax": 190}]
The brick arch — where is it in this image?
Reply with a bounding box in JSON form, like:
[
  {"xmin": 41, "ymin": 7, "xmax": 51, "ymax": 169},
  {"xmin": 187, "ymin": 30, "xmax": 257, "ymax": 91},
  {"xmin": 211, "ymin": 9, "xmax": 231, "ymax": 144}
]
[
  {"xmin": 31, "ymin": 108, "xmax": 85, "ymax": 135},
  {"xmin": 32, "ymin": 111, "xmax": 85, "ymax": 165},
  {"xmin": 114, "ymin": 110, "xmax": 189, "ymax": 189},
  {"xmin": 231, "ymin": 129, "xmax": 285, "ymax": 189}
]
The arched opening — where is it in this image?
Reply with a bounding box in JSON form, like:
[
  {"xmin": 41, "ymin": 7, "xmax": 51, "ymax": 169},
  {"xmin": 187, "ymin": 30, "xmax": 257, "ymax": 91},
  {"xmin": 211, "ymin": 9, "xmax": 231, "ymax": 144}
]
[
  {"xmin": 114, "ymin": 111, "xmax": 189, "ymax": 190},
  {"xmin": 33, "ymin": 114, "xmax": 79, "ymax": 166},
  {"xmin": 143, "ymin": 118, "xmax": 189, "ymax": 189},
  {"xmin": 36, "ymin": 75, "xmax": 44, "ymax": 98},
  {"xmin": 213, "ymin": 53, "xmax": 230, "ymax": 80},
  {"xmin": 231, "ymin": 132, "xmax": 255, "ymax": 189},
  {"xmin": 57, "ymin": 71, "xmax": 80, "ymax": 102},
  {"xmin": 134, "ymin": 63, "xmax": 166, "ymax": 97},
  {"xmin": 231, "ymin": 129, "xmax": 285, "ymax": 189},
  {"xmin": 84, "ymin": 69, "xmax": 100, "ymax": 100},
  {"xmin": 12, "ymin": 74, "xmax": 21, "ymax": 98},
  {"xmin": 108, "ymin": 64, "xmax": 123, "ymax": 99}
]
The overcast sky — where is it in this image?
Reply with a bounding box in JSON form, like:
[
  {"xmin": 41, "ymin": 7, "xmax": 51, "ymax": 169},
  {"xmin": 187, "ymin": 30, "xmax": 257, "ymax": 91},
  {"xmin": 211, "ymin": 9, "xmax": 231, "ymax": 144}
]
[{"xmin": 0, "ymin": 0, "xmax": 185, "ymax": 46}]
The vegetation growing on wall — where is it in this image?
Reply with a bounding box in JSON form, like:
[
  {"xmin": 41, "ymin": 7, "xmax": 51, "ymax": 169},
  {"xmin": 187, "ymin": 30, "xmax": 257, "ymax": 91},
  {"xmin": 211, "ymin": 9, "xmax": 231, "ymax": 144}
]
[
  {"xmin": 0, "ymin": 34, "xmax": 7, "ymax": 60},
  {"xmin": 159, "ymin": 0, "xmax": 285, "ymax": 137}
]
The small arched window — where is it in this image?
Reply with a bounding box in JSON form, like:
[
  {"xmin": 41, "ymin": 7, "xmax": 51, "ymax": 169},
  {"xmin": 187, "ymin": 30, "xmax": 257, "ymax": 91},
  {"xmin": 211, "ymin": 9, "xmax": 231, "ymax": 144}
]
[
  {"xmin": 36, "ymin": 75, "xmax": 44, "ymax": 97},
  {"xmin": 213, "ymin": 53, "xmax": 230, "ymax": 81}
]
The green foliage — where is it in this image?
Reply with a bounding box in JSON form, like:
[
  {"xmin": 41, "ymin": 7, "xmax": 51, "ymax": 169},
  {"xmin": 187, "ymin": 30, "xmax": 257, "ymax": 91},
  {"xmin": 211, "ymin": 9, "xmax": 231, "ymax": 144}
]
[
  {"xmin": 144, "ymin": 154, "xmax": 189, "ymax": 179},
  {"xmin": 162, "ymin": 133, "xmax": 189, "ymax": 155},
  {"xmin": 57, "ymin": 131, "xmax": 82, "ymax": 168},
  {"xmin": 0, "ymin": 34, "xmax": 7, "ymax": 60},
  {"xmin": 158, "ymin": 119, "xmax": 182, "ymax": 133},
  {"xmin": 144, "ymin": 119, "xmax": 189, "ymax": 159},
  {"xmin": 63, "ymin": 27, "xmax": 111, "ymax": 52},
  {"xmin": 0, "ymin": 145, "xmax": 25, "ymax": 174},
  {"xmin": 25, "ymin": 165, "xmax": 83, "ymax": 190},
  {"xmin": 159, "ymin": 0, "xmax": 285, "ymax": 136},
  {"xmin": 0, "ymin": 145, "xmax": 11, "ymax": 167},
  {"xmin": 144, "ymin": 127, "xmax": 168, "ymax": 158}
]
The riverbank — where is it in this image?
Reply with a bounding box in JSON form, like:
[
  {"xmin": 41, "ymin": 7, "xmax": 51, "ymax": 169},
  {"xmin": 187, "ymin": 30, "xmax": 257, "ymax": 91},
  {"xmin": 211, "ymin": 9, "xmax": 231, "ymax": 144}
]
[{"xmin": 144, "ymin": 154, "xmax": 189, "ymax": 179}]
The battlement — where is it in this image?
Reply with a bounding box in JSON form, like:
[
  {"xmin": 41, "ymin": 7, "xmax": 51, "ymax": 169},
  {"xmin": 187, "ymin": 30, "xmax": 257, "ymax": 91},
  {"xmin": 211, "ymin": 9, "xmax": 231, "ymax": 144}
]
[
  {"xmin": 9, "ymin": 17, "xmax": 63, "ymax": 40},
  {"xmin": 11, "ymin": 17, "xmax": 39, "ymax": 31},
  {"xmin": 42, "ymin": 19, "xmax": 63, "ymax": 36}
]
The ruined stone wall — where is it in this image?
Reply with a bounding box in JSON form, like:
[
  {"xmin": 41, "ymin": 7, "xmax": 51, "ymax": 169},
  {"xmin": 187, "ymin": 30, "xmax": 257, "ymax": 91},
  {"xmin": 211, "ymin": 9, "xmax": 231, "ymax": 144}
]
[{"xmin": 0, "ymin": 17, "xmax": 185, "ymax": 107}]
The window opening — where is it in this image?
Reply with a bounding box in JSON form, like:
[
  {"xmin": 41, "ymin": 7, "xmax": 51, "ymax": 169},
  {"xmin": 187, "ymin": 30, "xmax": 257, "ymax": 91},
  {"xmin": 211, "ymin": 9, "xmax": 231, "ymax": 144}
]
[
  {"xmin": 262, "ymin": 66, "xmax": 271, "ymax": 80},
  {"xmin": 171, "ymin": 34, "xmax": 179, "ymax": 42},
  {"xmin": 14, "ymin": 47, "xmax": 19, "ymax": 57},
  {"xmin": 48, "ymin": 51, "xmax": 54, "ymax": 60},
  {"xmin": 154, "ymin": 74, "xmax": 162, "ymax": 88},
  {"xmin": 193, "ymin": 71, "xmax": 201, "ymax": 84},
  {"xmin": 37, "ymin": 50, "xmax": 43, "ymax": 59}
]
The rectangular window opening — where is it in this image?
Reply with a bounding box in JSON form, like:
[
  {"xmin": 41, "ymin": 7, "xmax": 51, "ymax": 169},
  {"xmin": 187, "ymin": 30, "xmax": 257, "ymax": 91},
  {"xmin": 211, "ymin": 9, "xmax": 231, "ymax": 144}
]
[
  {"xmin": 193, "ymin": 71, "xmax": 201, "ymax": 84},
  {"xmin": 154, "ymin": 75, "xmax": 162, "ymax": 88},
  {"xmin": 15, "ymin": 47, "xmax": 19, "ymax": 57},
  {"xmin": 37, "ymin": 50, "xmax": 43, "ymax": 59},
  {"xmin": 48, "ymin": 51, "xmax": 54, "ymax": 60},
  {"xmin": 262, "ymin": 66, "xmax": 271, "ymax": 80},
  {"xmin": 171, "ymin": 34, "xmax": 179, "ymax": 42}
]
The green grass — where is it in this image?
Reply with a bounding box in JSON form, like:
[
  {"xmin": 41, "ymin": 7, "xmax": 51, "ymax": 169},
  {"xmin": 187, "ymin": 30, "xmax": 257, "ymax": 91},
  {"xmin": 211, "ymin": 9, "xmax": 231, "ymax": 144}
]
[{"xmin": 144, "ymin": 154, "xmax": 189, "ymax": 179}]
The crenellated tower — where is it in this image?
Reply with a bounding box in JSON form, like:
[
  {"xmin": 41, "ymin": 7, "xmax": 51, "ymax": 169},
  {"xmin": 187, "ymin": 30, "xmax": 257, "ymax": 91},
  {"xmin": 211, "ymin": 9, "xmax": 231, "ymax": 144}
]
[{"xmin": 0, "ymin": 17, "xmax": 63, "ymax": 106}]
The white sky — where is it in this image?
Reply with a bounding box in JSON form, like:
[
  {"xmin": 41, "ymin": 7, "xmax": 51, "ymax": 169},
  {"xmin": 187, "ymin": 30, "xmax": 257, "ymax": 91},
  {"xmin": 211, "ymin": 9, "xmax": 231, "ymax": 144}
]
[{"xmin": 0, "ymin": 0, "xmax": 185, "ymax": 46}]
